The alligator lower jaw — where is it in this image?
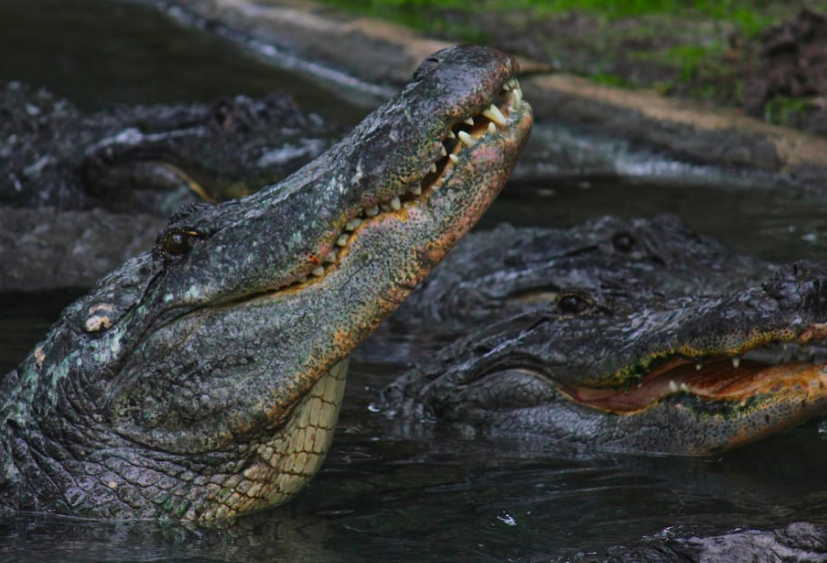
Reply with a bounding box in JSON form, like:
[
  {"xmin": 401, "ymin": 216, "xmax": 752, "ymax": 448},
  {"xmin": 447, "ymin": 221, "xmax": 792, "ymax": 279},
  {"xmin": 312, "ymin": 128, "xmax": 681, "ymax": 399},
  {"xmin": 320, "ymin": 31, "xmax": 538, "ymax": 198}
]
[{"xmin": 564, "ymin": 337, "xmax": 827, "ymax": 414}]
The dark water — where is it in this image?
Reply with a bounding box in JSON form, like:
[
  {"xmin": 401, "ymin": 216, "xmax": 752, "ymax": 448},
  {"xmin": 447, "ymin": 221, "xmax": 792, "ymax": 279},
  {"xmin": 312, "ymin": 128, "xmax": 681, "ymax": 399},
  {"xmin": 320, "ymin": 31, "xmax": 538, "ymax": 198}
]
[
  {"xmin": 0, "ymin": 0, "xmax": 369, "ymax": 123},
  {"xmin": 491, "ymin": 179, "xmax": 827, "ymax": 263},
  {"xmin": 3, "ymin": 0, "xmax": 827, "ymax": 561}
]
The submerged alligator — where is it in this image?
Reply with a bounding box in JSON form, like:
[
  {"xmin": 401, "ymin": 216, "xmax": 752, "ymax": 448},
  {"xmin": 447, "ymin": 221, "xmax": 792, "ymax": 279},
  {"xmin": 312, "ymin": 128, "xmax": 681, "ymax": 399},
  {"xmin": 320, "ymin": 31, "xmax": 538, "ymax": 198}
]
[
  {"xmin": 0, "ymin": 82, "xmax": 337, "ymax": 291},
  {"xmin": 380, "ymin": 218, "xmax": 827, "ymax": 454},
  {"xmin": 0, "ymin": 46, "xmax": 533, "ymax": 520},
  {"xmin": 360, "ymin": 213, "xmax": 776, "ymax": 363},
  {"xmin": 577, "ymin": 521, "xmax": 827, "ymax": 563},
  {"xmin": 0, "ymin": 81, "xmax": 334, "ymax": 212}
]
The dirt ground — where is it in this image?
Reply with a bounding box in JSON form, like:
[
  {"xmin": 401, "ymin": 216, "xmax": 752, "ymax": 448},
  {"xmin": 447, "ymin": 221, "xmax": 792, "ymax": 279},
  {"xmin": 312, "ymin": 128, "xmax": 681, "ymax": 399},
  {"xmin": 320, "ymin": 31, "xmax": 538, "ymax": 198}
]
[{"xmin": 407, "ymin": 3, "xmax": 827, "ymax": 137}]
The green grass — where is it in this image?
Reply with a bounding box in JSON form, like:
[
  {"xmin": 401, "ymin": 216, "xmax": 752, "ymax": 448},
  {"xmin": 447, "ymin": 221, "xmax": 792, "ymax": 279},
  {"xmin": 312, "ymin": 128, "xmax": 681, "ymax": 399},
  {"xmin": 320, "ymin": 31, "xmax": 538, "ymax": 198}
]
[
  {"xmin": 764, "ymin": 96, "xmax": 809, "ymax": 126},
  {"xmin": 589, "ymin": 72, "xmax": 637, "ymax": 88},
  {"xmin": 316, "ymin": 0, "xmax": 780, "ymax": 37}
]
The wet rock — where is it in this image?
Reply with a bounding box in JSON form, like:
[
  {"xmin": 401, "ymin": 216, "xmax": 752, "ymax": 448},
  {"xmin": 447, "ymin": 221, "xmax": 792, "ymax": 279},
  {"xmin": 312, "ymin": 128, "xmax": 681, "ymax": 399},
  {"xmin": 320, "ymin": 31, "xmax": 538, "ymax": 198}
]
[
  {"xmin": 573, "ymin": 522, "xmax": 827, "ymax": 563},
  {"xmin": 745, "ymin": 9, "xmax": 827, "ymax": 114}
]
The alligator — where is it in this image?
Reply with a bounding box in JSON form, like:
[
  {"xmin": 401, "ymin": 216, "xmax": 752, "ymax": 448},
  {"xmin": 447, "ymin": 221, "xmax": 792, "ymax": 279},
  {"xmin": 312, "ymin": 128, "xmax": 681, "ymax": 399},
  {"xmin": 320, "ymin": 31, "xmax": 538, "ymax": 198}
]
[
  {"xmin": 0, "ymin": 82, "xmax": 337, "ymax": 291},
  {"xmin": 359, "ymin": 214, "xmax": 777, "ymax": 363},
  {"xmin": 0, "ymin": 45, "xmax": 533, "ymax": 520},
  {"xmin": 0, "ymin": 81, "xmax": 335, "ymax": 212},
  {"xmin": 380, "ymin": 227, "xmax": 827, "ymax": 454},
  {"xmin": 576, "ymin": 521, "xmax": 827, "ymax": 563}
]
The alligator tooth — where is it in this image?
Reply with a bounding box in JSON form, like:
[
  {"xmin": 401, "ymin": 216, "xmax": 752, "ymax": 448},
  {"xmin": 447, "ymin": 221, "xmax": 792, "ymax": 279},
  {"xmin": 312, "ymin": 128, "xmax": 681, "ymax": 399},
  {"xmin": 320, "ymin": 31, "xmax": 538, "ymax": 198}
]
[
  {"xmin": 312, "ymin": 266, "xmax": 325, "ymax": 277},
  {"xmin": 336, "ymin": 234, "xmax": 349, "ymax": 247},
  {"xmin": 430, "ymin": 163, "xmax": 437, "ymax": 174},
  {"xmin": 458, "ymin": 131, "xmax": 477, "ymax": 147},
  {"xmin": 410, "ymin": 186, "xmax": 422, "ymax": 196},
  {"xmin": 325, "ymin": 250, "xmax": 338, "ymax": 263},
  {"xmin": 446, "ymin": 130, "xmax": 456, "ymax": 139},
  {"xmin": 488, "ymin": 122, "xmax": 497, "ymax": 135},
  {"xmin": 345, "ymin": 218, "xmax": 362, "ymax": 231},
  {"xmin": 695, "ymin": 362, "xmax": 703, "ymax": 371},
  {"xmin": 483, "ymin": 104, "xmax": 507, "ymax": 127},
  {"xmin": 379, "ymin": 203, "xmax": 393, "ymax": 212},
  {"xmin": 732, "ymin": 356, "xmax": 741, "ymax": 369},
  {"xmin": 390, "ymin": 196, "xmax": 401, "ymax": 211},
  {"xmin": 669, "ymin": 380, "xmax": 679, "ymax": 393},
  {"xmin": 449, "ymin": 154, "xmax": 460, "ymax": 164},
  {"xmin": 512, "ymin": 87, "xmax": 523, "ymax": 110},
  {"xmin": 680, "ymin": 383, "xmax": 690, "ymax": 392},
  {"xmin": 366, "ymin": 205, "xmax": 379, "ymax": 217},
  {"xmin": 440, "ymin": 145, "xmax": 448, "ymax": 157},
  {"xmin": 403, "ymin": 201, "xmax": 414, "ymax": 209},
  {"xmin": 464, "ymin": 117, "xmax": 475, "ymax": 126}
]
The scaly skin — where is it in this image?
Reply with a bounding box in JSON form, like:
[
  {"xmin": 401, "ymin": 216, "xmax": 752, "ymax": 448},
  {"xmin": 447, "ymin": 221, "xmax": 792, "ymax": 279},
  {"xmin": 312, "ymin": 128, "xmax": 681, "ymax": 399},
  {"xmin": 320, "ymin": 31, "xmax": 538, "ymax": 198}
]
[
  {"xmin": 0, "ymin": 46, "xmax": 533, "ymax": 520},
  {"xmin": 0, "ymin": 82, "xmax": 334, "ymax": 214},
  {"xmin": 382, "ymin": 249, "xmax": 827, "ymax": 454},
  {"xmin": 360, "ymin": 214, "xmax": 776, "ymax": 363}
]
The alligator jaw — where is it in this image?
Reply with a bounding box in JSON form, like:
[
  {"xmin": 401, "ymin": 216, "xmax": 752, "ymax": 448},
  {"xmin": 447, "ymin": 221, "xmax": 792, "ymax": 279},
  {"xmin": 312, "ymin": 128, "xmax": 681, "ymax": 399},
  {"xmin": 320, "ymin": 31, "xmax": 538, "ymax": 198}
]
[
  {"xmin": 566, "ymin": 331, "xmax": 827, "ymax": 413},
  {"xmin": 278, "ymin": 77, "xmax": 530, "ymax": 290}
]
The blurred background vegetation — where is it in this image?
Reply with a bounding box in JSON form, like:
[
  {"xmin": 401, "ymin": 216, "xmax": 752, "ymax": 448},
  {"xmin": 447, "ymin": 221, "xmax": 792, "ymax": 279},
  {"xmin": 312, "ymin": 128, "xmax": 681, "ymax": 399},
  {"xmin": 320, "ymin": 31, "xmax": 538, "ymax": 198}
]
[{"xmin": 313, "ymin": 0, "xmax": 827, "ymax": 133}]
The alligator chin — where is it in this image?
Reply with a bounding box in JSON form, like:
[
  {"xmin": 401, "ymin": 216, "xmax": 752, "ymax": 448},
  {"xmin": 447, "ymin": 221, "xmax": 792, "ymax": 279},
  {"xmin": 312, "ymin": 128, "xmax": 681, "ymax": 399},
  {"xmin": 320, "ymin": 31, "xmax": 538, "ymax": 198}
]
[{"xmin": 568, "ymin": 340, "xmax": 827, "ymax": 414}]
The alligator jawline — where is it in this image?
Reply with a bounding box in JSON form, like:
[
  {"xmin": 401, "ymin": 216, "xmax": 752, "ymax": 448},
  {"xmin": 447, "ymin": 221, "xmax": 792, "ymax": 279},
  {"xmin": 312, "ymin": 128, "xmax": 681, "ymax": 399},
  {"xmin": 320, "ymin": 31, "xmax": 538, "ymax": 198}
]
[
  {"xmin": 565, "ymin": 338, "xmax": 827, "ymax": 413},
  {"xmin": 283, "ymin": 78, "xmax": 526, "ymax": 291}
]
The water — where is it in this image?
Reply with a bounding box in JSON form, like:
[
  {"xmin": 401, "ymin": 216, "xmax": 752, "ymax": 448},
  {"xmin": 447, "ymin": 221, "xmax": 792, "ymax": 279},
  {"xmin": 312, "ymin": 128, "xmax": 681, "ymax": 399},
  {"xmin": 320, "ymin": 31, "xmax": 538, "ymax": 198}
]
[
  {"xmin": 490, "ymin": 179, "xmax": 827, "ymax": 263},
  {"xmin": 0, "ymin": 0, "xmax": 369, "ymax": 123},
  {"xmin": 3, "ymin": 0, "xmax": 827, "ymax": 561}
]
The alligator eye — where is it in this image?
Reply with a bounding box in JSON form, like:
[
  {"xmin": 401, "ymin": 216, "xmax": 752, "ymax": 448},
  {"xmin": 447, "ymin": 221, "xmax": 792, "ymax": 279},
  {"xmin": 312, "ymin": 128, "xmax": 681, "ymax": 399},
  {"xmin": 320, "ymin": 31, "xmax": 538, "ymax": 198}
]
[
  {"xmin": 611, "ymin": 232, "xmax": 636, "ymax": 253},
  {"xmin": 163, "ymin": 231, "xmax": 195, "ymax": 257},
  {"xmin": 556, "ymin": 292, "xmax": 591, "ymax": 315},
  {"xmin": 213, "ymin": 99, "xmax": 235, "ymax": 128}
]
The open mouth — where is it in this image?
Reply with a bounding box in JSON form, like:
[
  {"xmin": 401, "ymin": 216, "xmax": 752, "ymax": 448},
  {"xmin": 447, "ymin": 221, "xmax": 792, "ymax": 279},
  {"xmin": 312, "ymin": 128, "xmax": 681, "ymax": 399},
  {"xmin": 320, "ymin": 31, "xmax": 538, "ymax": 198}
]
[
  {"xmin": 560, "ymin": 330, "xmax": 827, "ymax": 413},
  {"xmin": 290, "ymin": 78, "xmax": 528, "ymax": 286}
]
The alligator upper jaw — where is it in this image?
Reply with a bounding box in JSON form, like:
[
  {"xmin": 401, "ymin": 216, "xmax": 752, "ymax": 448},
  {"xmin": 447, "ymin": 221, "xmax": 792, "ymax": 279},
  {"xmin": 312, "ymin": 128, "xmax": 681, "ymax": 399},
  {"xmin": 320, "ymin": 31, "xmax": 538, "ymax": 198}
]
[{"xmin": 256, "ymin": 77, "xmax": 531, "ymax": 297}]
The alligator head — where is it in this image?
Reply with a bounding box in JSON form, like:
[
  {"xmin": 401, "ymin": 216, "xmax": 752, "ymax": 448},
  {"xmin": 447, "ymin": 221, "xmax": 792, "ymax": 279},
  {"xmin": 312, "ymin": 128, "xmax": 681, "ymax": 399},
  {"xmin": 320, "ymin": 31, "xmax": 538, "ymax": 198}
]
[
  {"xmin": 0, "ymin": 83, "xmax": 334, "ymax": 214},
  {"xmin": 362, "ymin": 214, "xmax": 776, "ymax": 363},
  {"xmin": 382, "ymin": 247, "xmax": 827, "ymax": 454},
  {"xmin": 0, "ymin": 45, "xmax": 533, "ymax": 520}
]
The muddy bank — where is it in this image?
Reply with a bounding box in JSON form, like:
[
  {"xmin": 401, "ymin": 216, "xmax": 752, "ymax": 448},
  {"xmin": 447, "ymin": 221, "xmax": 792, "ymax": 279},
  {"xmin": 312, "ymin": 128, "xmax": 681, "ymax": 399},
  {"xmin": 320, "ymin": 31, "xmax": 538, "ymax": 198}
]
[{"xmin": 155, "ymin": 0, "xmax": 827, "ymax": 191}]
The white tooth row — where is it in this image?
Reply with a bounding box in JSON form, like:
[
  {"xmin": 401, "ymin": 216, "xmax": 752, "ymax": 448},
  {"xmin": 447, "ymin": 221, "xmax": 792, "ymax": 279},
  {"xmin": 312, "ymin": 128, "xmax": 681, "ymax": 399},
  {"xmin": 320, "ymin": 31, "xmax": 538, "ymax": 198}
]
[
  {"xmin": 301, "ymin": 182, "xmax": 431, "ymax": 283},
  {"xmin": 300, "ymin": 79, "xmax": 525, "ymax": 286},
  {"xmin": 668, "ymin": 380, "xmax": 690, "ymax": 393},
  {"xmin": 665, "ymin": 355, "xmax": 744, "ymax": 394},
  {"xmin": 446, "ymin": 78, "xmax": 521, "ymax": 158},
  {"xmin": 502, "ymin": 78, "xmax": 523, "ymax": 110},
  {"xmin": 691, "ymin": 356, "xmax": 742, "ymax": 372}
]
